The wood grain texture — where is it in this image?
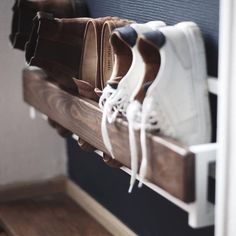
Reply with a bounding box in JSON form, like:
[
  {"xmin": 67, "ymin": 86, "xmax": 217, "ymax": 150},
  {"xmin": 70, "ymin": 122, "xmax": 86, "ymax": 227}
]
[
  {"xmin": 0, "ymin": 177, "xmax": 66, "ymax": 203},
  {"xmin": 23, "ymin": 67, "xmax": 195, "ymax": 202},
  {"xmin": 0, "ymin": 194, "xmax": 112, "ymax": 236}
]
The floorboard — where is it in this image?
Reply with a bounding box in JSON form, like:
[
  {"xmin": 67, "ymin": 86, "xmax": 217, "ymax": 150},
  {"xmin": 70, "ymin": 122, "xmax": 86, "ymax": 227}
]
[{"xmin": 0, "ymin": 194, "xmax": 112, "ymax": 236}]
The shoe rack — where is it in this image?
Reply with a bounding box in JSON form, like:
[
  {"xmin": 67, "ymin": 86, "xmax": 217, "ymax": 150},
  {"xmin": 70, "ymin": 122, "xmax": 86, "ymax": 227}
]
[{"xmin": 23, "ymin": 66, "xmax": 217, "ymax": 228}]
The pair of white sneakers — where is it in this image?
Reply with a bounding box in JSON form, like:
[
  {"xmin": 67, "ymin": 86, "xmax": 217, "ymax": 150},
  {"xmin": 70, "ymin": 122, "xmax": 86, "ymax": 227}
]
[{"xmin": 99, "ymin": 21, "xmax": 211, "ymax": 192}]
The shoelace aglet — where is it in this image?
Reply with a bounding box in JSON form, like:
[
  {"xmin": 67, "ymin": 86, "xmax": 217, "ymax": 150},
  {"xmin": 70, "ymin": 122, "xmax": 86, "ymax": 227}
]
[
  {"xmin": 128, "ymin": 185, "xmax": 134, "ymax": 194},
  {"xmin": 138, "ymin": 181, "xmax": 143, "ymax": 188},
  {"xmin": 128, "ymin": 173, "xmax": 136, "ymax": 193},
  {"xmin": 138, "ymin": 111, "xmax": 149, "ymax": 189}
]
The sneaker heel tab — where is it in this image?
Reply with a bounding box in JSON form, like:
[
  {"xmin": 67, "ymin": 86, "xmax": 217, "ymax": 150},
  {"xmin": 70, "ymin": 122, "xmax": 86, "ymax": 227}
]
[
  {"xmin": 114, "ymin": 26, "xmax": 138, "ymax": 47},
  {"xmin": 142, "ymin": 30, "xmax": 166, "ymax": 48}
]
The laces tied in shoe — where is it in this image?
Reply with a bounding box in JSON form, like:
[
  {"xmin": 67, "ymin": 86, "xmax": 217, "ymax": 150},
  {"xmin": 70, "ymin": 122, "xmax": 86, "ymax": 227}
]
[{"xmin": 99, "ymin": 84, "xmax": 117, "ymax": 109}]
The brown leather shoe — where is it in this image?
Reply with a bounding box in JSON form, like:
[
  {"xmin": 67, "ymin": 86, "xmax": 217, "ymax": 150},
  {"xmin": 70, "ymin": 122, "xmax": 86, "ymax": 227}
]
[
  {"xmin": 10, "ymin": 0, "xmax": 89, "ymax": 50},
  {"xmin": 100, "ymin": 20, "xmax": 135, "ymax": 89},
  {"xmin": 74, "ymin": 17, "xmax": 134, "ymax": 165},
  {"xmin": 75, "ymin": 17, "xmax": 134, "ymax": 99},
  {"xmin": 25, "ymin": 12, "xmax": 91, "ymax": 94},
  {"xmin": 98, "ymin": 26, "xmax": 135, "ymax": 108}
]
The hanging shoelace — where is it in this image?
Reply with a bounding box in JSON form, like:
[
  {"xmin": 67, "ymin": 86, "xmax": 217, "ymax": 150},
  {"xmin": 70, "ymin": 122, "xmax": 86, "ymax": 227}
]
[
  {"xmin": 126, "ymin": 100, "xmax": 142, "ymax": 193},
  {"xmin": 138, "ymin": 98, "xmax": 175, "ymax": 187},
  {"xmin": 101, "ymin": 89, "xmax": 130, "ymax": 160},
  {"xmin": 101, "ymin": 101, "xmax": 116, "ymax": 159},
  {"xmin": 99, "ymin": 85, "xmax": 117, "ymax": 109}
]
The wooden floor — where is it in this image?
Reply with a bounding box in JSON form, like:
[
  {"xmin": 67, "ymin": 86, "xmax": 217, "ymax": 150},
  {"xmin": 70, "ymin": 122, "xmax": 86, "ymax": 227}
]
[{"xmin": 0, "ymin": 194, "xmax": 112, "ymax": 236}]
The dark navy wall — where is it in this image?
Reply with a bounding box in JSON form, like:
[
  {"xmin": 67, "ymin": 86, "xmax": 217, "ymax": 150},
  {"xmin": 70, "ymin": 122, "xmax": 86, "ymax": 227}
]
[
  {"xmin": 86, "ymin": 0, "xmax": 219, "ymax": 77},
  {"xmin": 68, "ymin": 1, "xmax": 218, "ymax": 235},
  {"xmin": 68, "ymin": 139, "xmax": 214, "ymax": 236}
]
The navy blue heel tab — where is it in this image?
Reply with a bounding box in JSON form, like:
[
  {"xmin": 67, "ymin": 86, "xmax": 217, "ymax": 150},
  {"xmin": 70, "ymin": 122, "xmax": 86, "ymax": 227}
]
[
  {"xmin": 142, "ymin": 29, "xmax": 166, "ymax": 48},
  {"xmin": 114, "ymin": 26, "xmax": 138, "ymax": 47}
]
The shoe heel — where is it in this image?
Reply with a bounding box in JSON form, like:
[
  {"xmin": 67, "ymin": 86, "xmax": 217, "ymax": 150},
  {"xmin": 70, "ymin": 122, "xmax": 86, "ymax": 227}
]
[{"xmin": 176, "ymin": 22, "xmax": 211, "ymax": 144}]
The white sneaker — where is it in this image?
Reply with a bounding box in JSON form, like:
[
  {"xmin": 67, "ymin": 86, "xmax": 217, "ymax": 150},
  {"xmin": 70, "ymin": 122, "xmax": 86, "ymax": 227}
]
[
  {"xmin": 136, "ymin": 22, "xmax": 211, "ymax": 187},
  {"xmin": 99, "ymin": 21, "xmax": 165, "ymax": 110},
  {"xmin": 99, "ymin": 22, "xmax": 166, "ymax": 190},
  {"xmin": 126, "ymin": 30, "xmax": 165, "ymax": 191}
]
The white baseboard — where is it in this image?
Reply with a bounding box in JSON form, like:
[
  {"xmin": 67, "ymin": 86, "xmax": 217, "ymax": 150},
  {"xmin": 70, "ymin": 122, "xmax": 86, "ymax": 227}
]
[{"xmin": 66, "ymin": 180, "xmax": 137, "ymax": 236}]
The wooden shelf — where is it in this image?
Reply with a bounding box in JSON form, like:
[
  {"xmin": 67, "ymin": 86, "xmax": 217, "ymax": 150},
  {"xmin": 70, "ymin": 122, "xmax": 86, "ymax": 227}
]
[{"xmin": 23, "ymin": 67, "xmax": 196, "ymax": 203}]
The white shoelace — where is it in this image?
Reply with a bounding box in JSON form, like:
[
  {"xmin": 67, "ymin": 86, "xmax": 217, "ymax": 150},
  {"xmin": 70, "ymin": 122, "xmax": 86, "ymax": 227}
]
[
  {"xmin": 138, "ymin": 98, "xmax": 175, "ymax": 187},
  {"xmin": 99, "ymin": 85, "xmax": 116, "ymax": 109},
  {"xmin": 101, "ymin": 89, "xmax": 130, "ymax": 159},
  {"xmin": 126, "ymin": 101, "xmax": 142, "ymax": 193},
  {"xmin": 127, "ymin": 100, "xmax": 163, "ymax": 191},
  {"xmin": 138, "ymin": 100, "xmax": 160, "ymax": 188},
  {"xmin": 101, "ymin": 101, "xmax": 116, "ymax": 159}
]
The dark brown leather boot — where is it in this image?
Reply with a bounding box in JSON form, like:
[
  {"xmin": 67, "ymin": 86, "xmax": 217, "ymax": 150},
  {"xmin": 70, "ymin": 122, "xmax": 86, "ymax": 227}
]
[
  {"xmin": 25, "ymin": 12, "xmax": 90, "ymax": 94},
  {"xmin": 10, "ymin": 0, "xmax": 88, "ymax": 50}
]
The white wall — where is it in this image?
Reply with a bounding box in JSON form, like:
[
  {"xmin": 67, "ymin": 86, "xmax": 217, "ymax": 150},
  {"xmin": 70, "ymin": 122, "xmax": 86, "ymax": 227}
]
[
  {"xmin": 215, "ymin": 0, "xmax": 236, "ymax": 235},
  {"xmin": 0, "ymin": 0, "xmax": 67, "ymax": 186}
]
